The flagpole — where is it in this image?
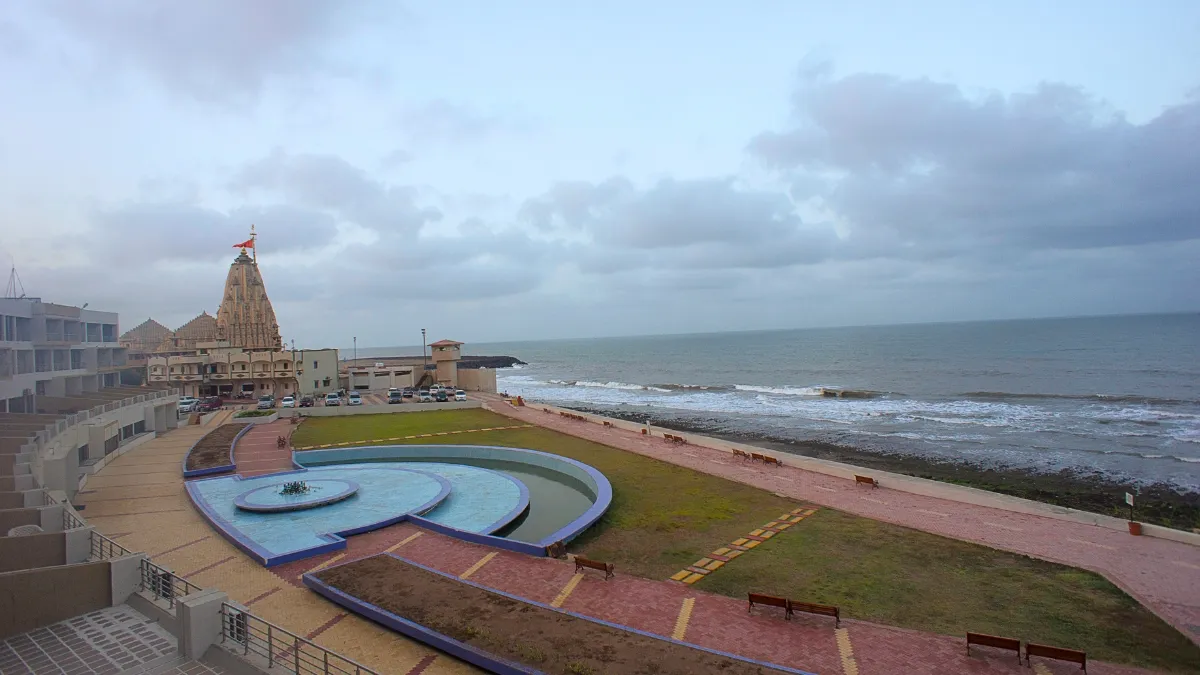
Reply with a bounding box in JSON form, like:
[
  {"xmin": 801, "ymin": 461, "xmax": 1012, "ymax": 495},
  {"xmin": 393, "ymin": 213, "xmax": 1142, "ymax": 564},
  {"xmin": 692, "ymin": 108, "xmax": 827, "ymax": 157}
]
[{"xmin": 250, "ymin": 224, "xmax": 257, "ymax": 262}]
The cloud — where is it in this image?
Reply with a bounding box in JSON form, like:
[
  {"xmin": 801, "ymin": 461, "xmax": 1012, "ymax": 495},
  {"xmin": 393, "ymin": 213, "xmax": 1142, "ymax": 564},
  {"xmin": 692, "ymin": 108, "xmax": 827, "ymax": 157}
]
[
  {"xmin": 36, "ymin": 0, "xmax": 396, "ymax": 102},
  {"xmin": 231, "ymin": 149, "xmax": 442, "ymax": 234},
  {"xmin": 748, "ymin": 70, "xmax": 1200, "ymax": 261},
  {"xmin": 397, "ymin": 99, "xmax": 531, "ymax": 144}
]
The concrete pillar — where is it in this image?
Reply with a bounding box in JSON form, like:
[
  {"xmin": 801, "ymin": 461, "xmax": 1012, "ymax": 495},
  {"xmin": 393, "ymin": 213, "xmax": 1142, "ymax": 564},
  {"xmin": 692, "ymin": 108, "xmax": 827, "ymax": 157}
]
[
  {"xmin": 110, "ymin": 554, "xmax": 144, "ymax": 605},
  {"xmin": 65, "ymin": 527, "xmax": 93, "ymax": 563},
  {"xmin": 178, "ymin": 589, "xmax": 228, "ymax": 659},
  {"xmin": 39, "ymin": 504, "xmax": 64, "ymax": 532}
]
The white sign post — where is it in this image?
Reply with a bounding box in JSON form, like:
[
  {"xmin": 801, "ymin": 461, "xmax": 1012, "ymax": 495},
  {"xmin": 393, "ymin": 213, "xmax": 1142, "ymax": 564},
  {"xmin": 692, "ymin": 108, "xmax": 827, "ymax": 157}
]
[{"xmin": 1125, "ymin": 492, "xmax": 1135, "ymax": 522}]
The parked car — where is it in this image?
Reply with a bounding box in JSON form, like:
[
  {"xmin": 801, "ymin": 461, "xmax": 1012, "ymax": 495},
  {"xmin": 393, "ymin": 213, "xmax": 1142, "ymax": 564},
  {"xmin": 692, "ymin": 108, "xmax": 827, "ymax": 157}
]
[
  {"xmin": 418, "ymin": 389, "xmax": 432, "ymax": 402},
  {"xmin": 347, "ymin": 392, "xmax": 362, "ymax": 406},
  {"xmin": 299, "ymin": 396, "xmax": 314, "ymax": 407},
  {"xmin": 197, "ymin": 396, "xmax": 222, "ymax": 413},
  {"xmin": 455, "ymin": 390, "xmax": 467, "ymax": 401},
  {"xmin": 281, "ymin": 396, "xmax": 296, "ymax": 408},
  {"xmin": 257, "ymin": 395, "xmax": 275, "ymax": 410},
  {"xmin": 402, "ymin": 387, "xmax": 415, "ymax": 398},
  {"xmin": 178, "ymin": 397, "xmax": 198, "ymax": 413},
  {"xmin": 388, "ymin": 390, "xmax": 404, "ymax": 404},
  {"xmin": 434, "ymin": 389, "xmax": 448, "ymax": 402},
  {"xmin": 324, "ymin": 393, "xmax": 341, "ymax": 406}
]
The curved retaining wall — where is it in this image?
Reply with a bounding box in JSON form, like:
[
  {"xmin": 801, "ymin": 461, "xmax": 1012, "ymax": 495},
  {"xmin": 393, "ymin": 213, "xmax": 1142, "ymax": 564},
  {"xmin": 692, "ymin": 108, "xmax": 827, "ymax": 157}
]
[
  {"xmin": 181, "ymin": 424, "xmax": 252, "ymax": 479},
  {"xmin": 294, "ymin": 444, "xmax": 613, "ymax": 555}
]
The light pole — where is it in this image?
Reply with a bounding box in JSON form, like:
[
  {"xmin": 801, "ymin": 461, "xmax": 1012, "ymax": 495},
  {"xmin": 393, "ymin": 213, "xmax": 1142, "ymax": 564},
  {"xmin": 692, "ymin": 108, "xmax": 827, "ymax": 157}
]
[
  {"xmin": 352, "ymin": 336, "xmax": 357, "ymax": 392},
  {"xmin": 421, "ymin": 328, "xmax": 427, "ymax": 382}
]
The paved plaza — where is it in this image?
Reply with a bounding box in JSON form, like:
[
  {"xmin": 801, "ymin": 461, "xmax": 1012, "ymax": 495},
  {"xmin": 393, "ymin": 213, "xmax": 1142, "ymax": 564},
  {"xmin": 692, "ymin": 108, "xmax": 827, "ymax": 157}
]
[{"xmin": 69, "ymin": 404, "xmax": 1198, "ymax": 674}]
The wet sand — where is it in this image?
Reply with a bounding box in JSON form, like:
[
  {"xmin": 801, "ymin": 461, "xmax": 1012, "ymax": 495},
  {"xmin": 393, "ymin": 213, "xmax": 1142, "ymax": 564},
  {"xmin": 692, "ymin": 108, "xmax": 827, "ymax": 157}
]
[{"xmin": 564, "ymin": 405, "xmax": 1200, "ymax": 532}]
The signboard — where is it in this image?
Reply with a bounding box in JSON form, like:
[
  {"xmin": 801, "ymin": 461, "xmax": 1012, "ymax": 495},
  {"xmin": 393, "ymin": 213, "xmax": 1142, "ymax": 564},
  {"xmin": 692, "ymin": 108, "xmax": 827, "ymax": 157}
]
[{"xmin": 1125, "ymin": 492, "xmax": 1134, "ymax": 507}]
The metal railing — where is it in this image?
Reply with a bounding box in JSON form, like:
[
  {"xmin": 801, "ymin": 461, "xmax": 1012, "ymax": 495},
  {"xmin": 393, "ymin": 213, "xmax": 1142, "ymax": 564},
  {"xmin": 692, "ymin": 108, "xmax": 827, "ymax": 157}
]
[
  {"xmin": 220, "ymin": 604, "xmax": 379, "ymax": 675},
  {"xmin": 64, "ymin": 506, "xmax": 87, "ymax": 531},
  {"xmin": 31, "ymin": 388, "xmax": 178, "ymax": 449},
  {"xmin": 90, "ymin": 530, "xmax": 130, "ymax": 559},
  {"xmin": 139, "ymin": 558, "xmax": 202, "ymax": 608}
]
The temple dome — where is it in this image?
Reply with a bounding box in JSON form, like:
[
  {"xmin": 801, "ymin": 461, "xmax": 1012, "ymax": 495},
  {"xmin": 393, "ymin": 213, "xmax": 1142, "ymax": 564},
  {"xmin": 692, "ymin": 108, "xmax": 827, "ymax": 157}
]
[{"xmin": 215, "ymin": 250, "xmax": 282, "ymax": 349}]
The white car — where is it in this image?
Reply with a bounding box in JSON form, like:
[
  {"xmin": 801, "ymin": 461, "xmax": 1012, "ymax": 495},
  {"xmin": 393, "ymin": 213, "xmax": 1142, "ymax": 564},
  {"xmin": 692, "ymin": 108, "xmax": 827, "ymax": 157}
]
[
  {"xmin": 178, "ymin": 397, "xmax": 198, "ymax": 413},
  {"xmin": 347, "ymin": 392, "xmax": 362, "ymax": 406},
  {"xmin": 324, "ymin": 393, "xmax": 341, "ymax": 406},
  {"xmin": 281, "ymin": 396, "xmax": 295, "ymax": 408},
  {"xmin": 455, "ymin": 390, "xmax": 467, "ymax": 401}
]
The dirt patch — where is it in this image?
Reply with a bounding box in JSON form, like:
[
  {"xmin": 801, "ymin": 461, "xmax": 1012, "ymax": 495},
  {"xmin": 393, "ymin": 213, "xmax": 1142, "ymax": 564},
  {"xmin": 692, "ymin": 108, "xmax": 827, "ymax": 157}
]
[
  {"xmin": 184, "ymin": 423, "xmax": 248, "ymax": 472},
  {"xmin": 318, "ymin": 555, "xmax": 793, "ymax": 675}
]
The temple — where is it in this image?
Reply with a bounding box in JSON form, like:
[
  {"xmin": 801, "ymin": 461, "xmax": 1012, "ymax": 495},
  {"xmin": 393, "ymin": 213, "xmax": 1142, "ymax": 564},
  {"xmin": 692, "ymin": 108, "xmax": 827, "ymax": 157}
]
[{"xmin": 122, "ymin": 230, "xmax": 339, "ymax": 399}]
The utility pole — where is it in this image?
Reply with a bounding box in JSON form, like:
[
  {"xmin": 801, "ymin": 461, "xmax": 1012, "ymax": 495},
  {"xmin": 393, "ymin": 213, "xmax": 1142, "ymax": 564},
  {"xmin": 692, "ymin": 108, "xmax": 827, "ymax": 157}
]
[{"xmin": 421, "ymin": 329, "xmax": 427, "ymax": 381}]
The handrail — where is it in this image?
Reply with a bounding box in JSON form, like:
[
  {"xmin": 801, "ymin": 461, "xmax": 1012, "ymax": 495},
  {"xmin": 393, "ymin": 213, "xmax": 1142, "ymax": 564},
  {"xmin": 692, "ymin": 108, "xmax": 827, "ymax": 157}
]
[
  {"xmin": 139, "ymin": 558, "xmax": 203, "ymax": 608},
  {"xmin": 220, "ymin": 603, "xmax": 378, "ymax": 675},
  {"xmin": 91, "ymin": 529, "xmax": 130, "ymax": 559}
]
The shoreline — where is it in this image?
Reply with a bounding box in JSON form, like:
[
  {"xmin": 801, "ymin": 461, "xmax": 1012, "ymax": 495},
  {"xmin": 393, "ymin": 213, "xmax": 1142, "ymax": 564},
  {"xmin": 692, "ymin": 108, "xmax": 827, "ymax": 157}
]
[{"xmin": 560, "ymin": 404, "xmax": 1200, "ymax": 531}]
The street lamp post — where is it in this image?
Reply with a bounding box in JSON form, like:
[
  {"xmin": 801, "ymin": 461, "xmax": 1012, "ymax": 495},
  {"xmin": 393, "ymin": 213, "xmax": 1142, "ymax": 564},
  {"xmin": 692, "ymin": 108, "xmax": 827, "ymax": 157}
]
[
  {"xmin": 353, "ymin": 336, "xmax": 357, "ymax": 391},
  {"xmin": 421, "ymin": 328, "xmax": 427, "ymax": 381}
]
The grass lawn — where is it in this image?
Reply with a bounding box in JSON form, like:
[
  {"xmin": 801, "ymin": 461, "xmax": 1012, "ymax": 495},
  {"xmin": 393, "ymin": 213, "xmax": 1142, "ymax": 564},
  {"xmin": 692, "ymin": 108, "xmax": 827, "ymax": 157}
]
[{"xmin": 293, "ymin": 410, "xmax": 1200, "ymax": 671}]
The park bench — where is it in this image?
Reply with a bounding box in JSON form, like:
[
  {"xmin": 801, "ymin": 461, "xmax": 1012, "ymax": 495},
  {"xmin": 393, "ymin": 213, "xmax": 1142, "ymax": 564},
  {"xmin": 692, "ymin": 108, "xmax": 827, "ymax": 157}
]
[
  {"xmin": 751, "ymin": 452, "xmax": 765, "ymax": 462},
  {"xmin": 544, "ymin": 408, "xmax": 554, "ymax": 414},
  {"xmin": 855, "ymin": 475, "xmax": 878, "ymax": 488},
  {"xmin": 663, "ymin": 434, "xmax": 687, "ymax": 444},
  {"xmin": 1026, "ymin": 643, "xmax": 1086, "ymax": 672},
  {"xmin": 789, "ymin": 601, "xmax": 840, "ymax": 627},
  {"xmin": 733, "ymin": 449, "xmax": 751, "ymax": 460},
  {"xmin": 747, "ymin": 593, "xmax": 792, "ymax": 619},
  {"xmin": 762, "ymin": 456, "xmax": 781, "ymax": 467},
  {"xmin": 574, "ymin": 556, "xmax": 615, "ymax": 580},
  {"xmin": 603, "ymin": 421, "xmax": 613, "ymax": 427},
  {"xmin": 966, "ymin": 632, "xmax": 1020, "ymax": 662}
]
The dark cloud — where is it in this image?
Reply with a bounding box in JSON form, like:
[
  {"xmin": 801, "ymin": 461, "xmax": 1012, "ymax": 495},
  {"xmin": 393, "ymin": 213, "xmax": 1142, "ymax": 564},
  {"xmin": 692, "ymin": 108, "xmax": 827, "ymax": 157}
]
[
  {"xmin": 37, "ymin": 0, "xmax": 396, "ymax": 102},
  {"xmin": 231, "ymin": 149, "xmax": 442, "ymax": 234},
  {"xmin": 748, "ymin": 71, "xmax": 1200, "ymax": 261}
]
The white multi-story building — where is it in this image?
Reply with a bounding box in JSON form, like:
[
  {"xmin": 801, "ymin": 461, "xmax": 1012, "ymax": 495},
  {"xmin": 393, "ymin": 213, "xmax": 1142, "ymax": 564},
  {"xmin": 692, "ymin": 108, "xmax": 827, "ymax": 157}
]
[{"xmin": 0, "ymin": 297, "xmax": 179, "ymax": 500}]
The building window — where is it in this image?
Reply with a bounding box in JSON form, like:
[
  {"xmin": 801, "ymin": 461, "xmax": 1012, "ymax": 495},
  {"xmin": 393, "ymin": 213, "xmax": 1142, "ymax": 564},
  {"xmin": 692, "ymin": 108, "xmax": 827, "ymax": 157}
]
[
  {"xmin": 313, "ymin": 380, "xmax": 318, "ymax": 389},
  {"xmin": 323, "ymin": 377, "xmax": 331, "ymax": 387},
  {"xmin": 312, "ymin": 360, "xmax": 319, "ymax": 369},
  {"xmin": 35, "ymin": 380, "xmax": 46, "ymax": 396},
  {"xmin": 241, "ymin": 364, "xmax": 247, "ymax": 370}
]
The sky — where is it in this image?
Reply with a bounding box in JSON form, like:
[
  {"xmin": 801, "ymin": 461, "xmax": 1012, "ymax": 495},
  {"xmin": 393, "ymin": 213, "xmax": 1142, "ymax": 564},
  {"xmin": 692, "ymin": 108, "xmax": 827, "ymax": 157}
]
[{"xmin": 0, "ymin": 1, "xmax": 1197, "ymax": 350}]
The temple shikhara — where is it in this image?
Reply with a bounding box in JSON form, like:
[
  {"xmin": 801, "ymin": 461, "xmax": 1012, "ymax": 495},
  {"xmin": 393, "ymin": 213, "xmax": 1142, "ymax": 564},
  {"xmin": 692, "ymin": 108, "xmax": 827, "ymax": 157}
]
[{"xmin": 121, "ymin": 229, "xmax": 339, "ymax": 398}]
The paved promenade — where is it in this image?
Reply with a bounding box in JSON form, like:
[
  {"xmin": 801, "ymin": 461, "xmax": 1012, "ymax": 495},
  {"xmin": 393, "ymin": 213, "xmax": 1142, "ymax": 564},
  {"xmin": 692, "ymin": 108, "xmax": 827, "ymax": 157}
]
[
  {"xmin": 480, "ymin": 395, "xmax": 1200, "ymax": 647},
  {"xmin": 74, "ymin": 414, "xmax": 1187, "ymax": 673}
]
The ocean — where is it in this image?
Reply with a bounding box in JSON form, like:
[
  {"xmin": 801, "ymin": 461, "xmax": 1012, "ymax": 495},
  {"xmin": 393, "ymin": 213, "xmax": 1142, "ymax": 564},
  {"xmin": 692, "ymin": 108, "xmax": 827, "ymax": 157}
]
[{"xmin": 452, "ymin": 314, "xmax": 1199, "ymax": 491}]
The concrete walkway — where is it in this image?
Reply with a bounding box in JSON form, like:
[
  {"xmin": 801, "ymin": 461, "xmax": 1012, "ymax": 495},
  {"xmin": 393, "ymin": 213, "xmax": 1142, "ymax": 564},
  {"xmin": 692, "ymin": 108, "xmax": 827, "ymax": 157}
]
[
  {"xmin": 232, "ymin": 420, "xmax": 295, "ymax": 477},
  {"xmin": 480, "ymin": 395, "xmax": 1200, "ymax": 647},
  {"xmin": 277, "ymin": 516, "xmax": 1153, "ymax": 674},
  {"xmin": 75, "ymin": 424, "xmax": 479, "ymax": 675}
]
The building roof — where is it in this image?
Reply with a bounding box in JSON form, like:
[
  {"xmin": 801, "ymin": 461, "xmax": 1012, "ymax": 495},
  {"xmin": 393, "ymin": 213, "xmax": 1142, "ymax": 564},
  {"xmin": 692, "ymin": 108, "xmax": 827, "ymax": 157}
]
[
  {"xmin": 174, "ymin": 311, "xmax": 218, "ymax": 340},
  {"xmin": 119, "ymin": 318, "xmax": 173, "ymax": 352},
  {"xmin": 429, "ymin": 339, "xmax": 463, "ymax": 347},
  {"xmin": 215, "ymin": 250, "xmax": 282, "ymax": 350}
]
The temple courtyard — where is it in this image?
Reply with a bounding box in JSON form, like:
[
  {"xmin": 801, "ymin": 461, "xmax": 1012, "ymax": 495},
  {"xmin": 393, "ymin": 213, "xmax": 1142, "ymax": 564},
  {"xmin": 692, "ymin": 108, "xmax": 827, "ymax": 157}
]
[{"xmin": 71, "ymin": 399, "xmax": 1200, "ymax": 674}]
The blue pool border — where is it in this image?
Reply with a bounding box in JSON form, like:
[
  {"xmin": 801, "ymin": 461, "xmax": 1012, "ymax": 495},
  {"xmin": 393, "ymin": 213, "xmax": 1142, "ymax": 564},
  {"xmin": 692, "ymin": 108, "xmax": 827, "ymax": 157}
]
[
  {"xmin": 303, "ymin": 554, "xmax": 818, "ymax": 675},
  {"xmin": 234, "ymin": 479, "xmax": 361, "ymax": 513},
  {"xmin": 293, "ymin": 444, "xmax": 613, "ymax": 552},
  {"xmin": 185, "ymin": 467, "xmax": 452, "ymax": 567},
  {"xmin": 181, "ymin": 423, "xmax": 251, "ymax": 479}
]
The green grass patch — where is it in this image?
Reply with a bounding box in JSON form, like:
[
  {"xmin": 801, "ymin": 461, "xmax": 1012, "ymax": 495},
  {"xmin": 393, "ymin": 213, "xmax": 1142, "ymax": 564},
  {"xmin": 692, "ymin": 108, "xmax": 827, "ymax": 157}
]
[
  {"xmin": 292, "ymin": 410, "xmax": 1200, "ymax": 671},
  {"xmin": 233, "ymin": 410, "xmax": 275, "ymax": 418}
]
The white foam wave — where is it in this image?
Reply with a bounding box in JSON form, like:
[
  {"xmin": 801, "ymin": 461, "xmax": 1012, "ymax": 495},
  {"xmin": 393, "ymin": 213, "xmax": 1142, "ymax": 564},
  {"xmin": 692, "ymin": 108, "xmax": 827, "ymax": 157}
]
[
  {"xmin": 549, "ymin": 379, "xmax": 671, "ymax": 393},
  {"xmin": 1178, "ymin": 456, "xmax": 1200, "ymax": 463},
  {"xmin": 733, "ymin": 384, "xmax": 825, "ymax": 396}
]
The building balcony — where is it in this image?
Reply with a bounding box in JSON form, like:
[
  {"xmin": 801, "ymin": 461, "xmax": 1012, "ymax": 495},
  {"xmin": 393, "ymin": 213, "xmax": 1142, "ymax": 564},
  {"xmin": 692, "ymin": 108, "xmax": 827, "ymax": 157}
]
[{"xmin": 209, "ymin": 373, "xmax": 229, "ymax": 380}]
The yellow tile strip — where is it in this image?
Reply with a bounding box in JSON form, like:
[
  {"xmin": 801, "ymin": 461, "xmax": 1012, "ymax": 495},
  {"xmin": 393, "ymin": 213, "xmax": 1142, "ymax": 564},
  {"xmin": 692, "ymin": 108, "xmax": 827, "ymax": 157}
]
[
  {"xmin": 460, "ymin": 552, "xmax": 497, "ymax": 579},
  {"xmin": 671, "ymin": 507, "xmax": 819, "ymax": 585},
  {"xmin": 293, "ymin": 425, "xmax": 535, "ymax": 450},
  {"xmin": 385, "ymin": 532, "xmax": 422, "ymax": 553},
  {"xmin": 550, "ymin": 573, "xmax": 584, "ymax": 608},
  {"xmin": 299, "ymin": 553, "xmax": 346, "ymax": 580},
  {"xmin": 671, "ymin": 598, "xmax": 695, "ymax": 641},
  {"xmin": 835, "ymin": 627, "xmax": 859, "ymax": 675}
]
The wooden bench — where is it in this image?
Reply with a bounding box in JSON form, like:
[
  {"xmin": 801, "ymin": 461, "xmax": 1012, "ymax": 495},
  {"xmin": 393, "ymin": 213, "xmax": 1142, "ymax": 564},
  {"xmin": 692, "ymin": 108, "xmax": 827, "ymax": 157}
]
[
  {"xmin": 854, "ymin": 475, "xmax": 878, "ymax": 488},
  {"xmin": 1025, "ymin": 643, "xmax": 1086, "ymax": 672},
  {"xmin": 663, "ymin": 434, "xmax": 687, "ymax": 444},
  {"xmin": 544, "ymin": 407, "xmax": 554, "ymax": 414},
  {"xmin": 751, "ymin": 452, "xmax": 765, "ymax": 462},
  {"xmin": 789, "ymin": 601, "xmax": 840, "ymax": 627},
  {"xmin": 966, "ymin": 632, "xmax": 1020, "ymax": 661},
  {"xmin": 733, "ymin": 449, "xmax": 751, "ymax": 460},
  {"xmin": 574, "ymin": 556, "xmax": 614, "ymax": 580},
  {"xmin": 603, "ymin": 421, "xmax": 613, "ymax": 427},
  {"xmin": 762, "ymin": 456, "xmax": 781, "ymax": 467},
  {"xmin": 747, "ymin": 593, "xmax": 792, "ymax": 619}
]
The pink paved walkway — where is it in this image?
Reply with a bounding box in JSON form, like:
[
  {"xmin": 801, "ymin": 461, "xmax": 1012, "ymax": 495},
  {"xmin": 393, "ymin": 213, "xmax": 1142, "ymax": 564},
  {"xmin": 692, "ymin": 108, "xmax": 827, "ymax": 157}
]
[
  {"xmin": 232, "ymin": 420, "xmax": 296, "ymax": 477},
  {"xmin": 275, "ymin": 520, "xmax": 1154, "ymax": 674},
  {"xmin": 479, "ymin": 396, "xmax": 1200, "ymax": 647}
]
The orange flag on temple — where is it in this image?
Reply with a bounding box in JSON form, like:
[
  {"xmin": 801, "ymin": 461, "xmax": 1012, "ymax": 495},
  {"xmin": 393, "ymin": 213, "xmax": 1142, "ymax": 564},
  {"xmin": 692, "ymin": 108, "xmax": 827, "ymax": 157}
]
[{"xmin": 233, "ymin": 239, "xmax": 254, "ymax": 248}]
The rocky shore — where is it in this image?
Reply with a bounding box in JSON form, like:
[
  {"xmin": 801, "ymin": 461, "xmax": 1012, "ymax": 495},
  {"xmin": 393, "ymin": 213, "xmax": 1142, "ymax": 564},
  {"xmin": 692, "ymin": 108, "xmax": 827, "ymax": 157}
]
[
  {"xmin": 563, "ymin": 404, "xmax": 1200, "ymax": 531},
  {"xmin": 349, "ymin": 355, "xmax": 527, "ymax": 369}
]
